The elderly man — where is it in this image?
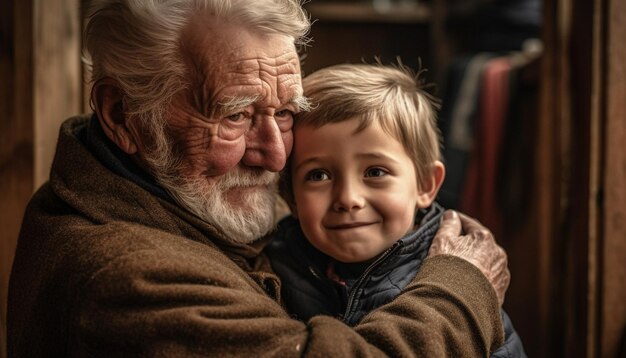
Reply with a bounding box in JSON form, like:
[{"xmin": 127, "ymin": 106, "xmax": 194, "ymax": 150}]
[{"xmin": 8, "ymin": 0, "xmax": 509, "ymax": 356}]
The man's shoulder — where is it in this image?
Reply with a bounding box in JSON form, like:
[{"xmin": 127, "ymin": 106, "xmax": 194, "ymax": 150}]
[
  {"xmin": 22, "ymin": 205, "xmax": 216, "ymax": 263},
  {"xmin": 15, "ymin": 207, "xmax": 246, "ymax": 300}
]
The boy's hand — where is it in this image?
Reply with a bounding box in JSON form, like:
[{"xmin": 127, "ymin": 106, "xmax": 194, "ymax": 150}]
[{"xmin": 428, "ymin": 210, "xmax": 510, "ymax": 306}]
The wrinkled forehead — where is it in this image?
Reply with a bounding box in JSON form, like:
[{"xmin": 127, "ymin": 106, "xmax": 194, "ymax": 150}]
[
  {"xmin": 219, "ymin": 49, "xmax": 302, "ymax": 86},
  {"xmin": 181, "ymin": 16, "xmax": 302, "ymax": 99}
]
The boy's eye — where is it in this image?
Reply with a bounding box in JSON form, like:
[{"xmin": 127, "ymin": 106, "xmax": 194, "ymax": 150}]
[
  {"xmin": 305, "ymin": 169, "xmax": 330, "ymax": 182},
  {"xmin": 364, "ymin": 167, "xmax": 388, "ymax": 178}
]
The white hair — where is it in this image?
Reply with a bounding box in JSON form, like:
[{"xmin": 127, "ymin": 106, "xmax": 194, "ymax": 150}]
[
  {"xmin": 83, "ymin": 0, "xmax": 311, "ymax": 119},
  {"xmin": 83, "ymin": 0, "xmax": 310, "ymax": 242}
]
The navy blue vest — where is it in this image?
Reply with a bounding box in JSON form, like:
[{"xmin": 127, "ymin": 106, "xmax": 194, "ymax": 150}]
[{"xmin": 266, "ymin": 203, "xmax": 526, "ymax": 357}]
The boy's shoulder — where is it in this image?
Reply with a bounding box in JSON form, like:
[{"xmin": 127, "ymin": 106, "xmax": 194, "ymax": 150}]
[
  {"xmin": 268, "ymin": 215, "xmax": 300, "ymax": 244},
  {"xmin": 265, "ymin": 216, "xmax": 330, "ymax": 270},
  {"xmin": 265, "ymin": 215, "xmax": 305, "ymax": 258}
]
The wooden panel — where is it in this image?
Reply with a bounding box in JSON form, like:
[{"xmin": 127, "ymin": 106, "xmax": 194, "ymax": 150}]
[
  {"xmin": 569, "ymin": 0, "xmax": 595, "ymax": 355},
  {"xmin": 535, "ymin": 1, "xmax": 569, "ymax": 356},
  {"xmin": 33, "ymin": 0, "xmax": 82, "ymax": 187},
  {"xmin": 0, "ymin": 1, "xmax": 35, "ymax": 357},
  {"xmin": 601, "ymin": 0, "xmax": 626, "ymax": 355},
  {"xmin": 305, "ymin": 2, "xmax": 431, "ymax": 24},
  {"xmin": 0, "ymin": 1, "xmax": 81, "ymax": 357},
  {"xmin": 301, "ymin": 2, "xmax": 433, "ymax": 76}
]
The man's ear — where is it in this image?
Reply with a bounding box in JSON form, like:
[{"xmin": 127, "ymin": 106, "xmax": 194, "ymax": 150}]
[
  {"xmin": 415, "ymin": 160, "xmax": 446, "ymax": 208},
  {"xmin": 91, "ymin": 78, "xmax": 138, "ymax": 154}
]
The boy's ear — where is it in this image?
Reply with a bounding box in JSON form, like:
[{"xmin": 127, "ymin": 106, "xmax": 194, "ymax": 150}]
[
  {"xmin": 91, "ymin": 77, "xmax": 138, "ymax": 154},
  {"xmin": 415, "ymin": 161, "xmax": 446, "ymax": 208}
]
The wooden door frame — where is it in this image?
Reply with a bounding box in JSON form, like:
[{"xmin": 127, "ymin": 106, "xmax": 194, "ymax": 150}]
[
  {"xmin": 1, "ymin": 1, "xmax": 624, "ymax": 357},
  {"xmin": 1, "ymin": 1, "xmax": 81, "ymax": 357},
  {"xmin": 541, "ymin": 0, "xmax": 626, "ymax": 356}
]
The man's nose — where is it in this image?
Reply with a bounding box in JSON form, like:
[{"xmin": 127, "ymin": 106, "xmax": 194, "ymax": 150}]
[
  {"xmin": 332, "ymin": 179, "xmax": 366, "ymax": 212},
  {"xmin": 241, "ymin": 116, "xmax": 287, "ymax": 172}
]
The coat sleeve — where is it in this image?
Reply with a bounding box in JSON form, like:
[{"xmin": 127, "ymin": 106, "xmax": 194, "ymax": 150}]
[{"xmin": 69, "ymin": 234, "xmax": 504, "ymax": 357}]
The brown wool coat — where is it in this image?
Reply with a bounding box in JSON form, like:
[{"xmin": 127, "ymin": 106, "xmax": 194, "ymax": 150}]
[{"xmin": 8, "ymin": 116, "xmax": 504, "ymax": 357}]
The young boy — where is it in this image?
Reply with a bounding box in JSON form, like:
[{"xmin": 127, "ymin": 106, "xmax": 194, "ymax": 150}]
[{"xmin": 265, "ymin": 63, "xmax": 525, "ymax": 356}]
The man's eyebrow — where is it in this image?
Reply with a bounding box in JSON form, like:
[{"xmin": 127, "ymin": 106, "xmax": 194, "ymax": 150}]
[
  {"xmin": 216, "ymin": 95, "xmax": 259, "ymax": 115},
  {"xmin": 215, "ymin": 94, "xmax": 313, "ymax": 115},
  {"xmin": 290, "ymin": 95, "xmax": 313, "ymax": 112}
]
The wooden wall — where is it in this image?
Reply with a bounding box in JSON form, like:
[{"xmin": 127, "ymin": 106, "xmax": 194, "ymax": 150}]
[
  {"xmin": 0, "ymin": 1, "xmax": 624, "ymax": 357},
  {"xmin": 539, "ymin": 0, "xmax": 626, "ymax": 356},
  {"xmin": 0, "ymin": 1, "xmax": 81, "ymax": 357},
  {"xmin": 599, "ymin": 0, "xmax": 626, "ymax": 354},
  {"xmin": 301, "ymin": 2, "xmax": 434, "ymax": 75},
  {"xmin": 1, "ymin": 2, "xmax": 33, "ymax": 356}
]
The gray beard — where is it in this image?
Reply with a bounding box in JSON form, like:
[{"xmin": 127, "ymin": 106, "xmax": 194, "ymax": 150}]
[
  {"xmin": 158, "ymin": 168, "xmax": 279, "ymax": 244},
  {"xmin": 139, "ymin": 111, "xmax": 278, "ymax": 244}
]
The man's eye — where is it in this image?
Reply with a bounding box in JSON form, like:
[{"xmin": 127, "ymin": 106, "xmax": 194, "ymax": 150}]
[
  {"xmin": 226, "ymin": 112, "xmax": 245, "ymax": 122},
  {"xmin": 275, "ymin": 109, "xmax": 294, "ymax": 118},
  {"xmin": 365, "ymin": 167, "xmax": 388, "ymax": 178},
  {"xmin": 305, "ymin": 169, "xmax": 330, "ymax": 182}
]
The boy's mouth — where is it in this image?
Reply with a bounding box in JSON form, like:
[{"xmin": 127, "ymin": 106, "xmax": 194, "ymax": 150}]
[{"xmin": 325, "ymin": 222, "xmax": 377, "ymax": 230}]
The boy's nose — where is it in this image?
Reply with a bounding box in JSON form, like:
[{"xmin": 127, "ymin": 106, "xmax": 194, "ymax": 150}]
[{"xmin": 332, "ymin": 180, "xmax": 366, "ymax": 212}]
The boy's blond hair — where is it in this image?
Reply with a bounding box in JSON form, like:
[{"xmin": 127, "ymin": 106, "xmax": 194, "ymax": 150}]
[{"xmin": 281, "ymin": 62, "xmax": 442, "ymax": 206}]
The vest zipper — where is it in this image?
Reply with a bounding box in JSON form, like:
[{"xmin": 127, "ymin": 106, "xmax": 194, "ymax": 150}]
[
  {"xmin": 341, "ymin": 241, "xmax": 402, "ymax": 323},
  {"xmin": 307, "ymin": 264, "xmax": 337, "ymax": 292}
]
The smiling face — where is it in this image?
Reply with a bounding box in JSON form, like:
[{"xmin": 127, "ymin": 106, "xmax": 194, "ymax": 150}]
[{"xmin": 291, "ymin": 119, "xmax": 435, "ymax": 263}]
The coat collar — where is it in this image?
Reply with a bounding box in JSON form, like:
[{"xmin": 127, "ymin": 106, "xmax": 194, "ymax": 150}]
[{"xmin": 51, "ymin": 115, "xmax": 271, "ymax": 260}]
